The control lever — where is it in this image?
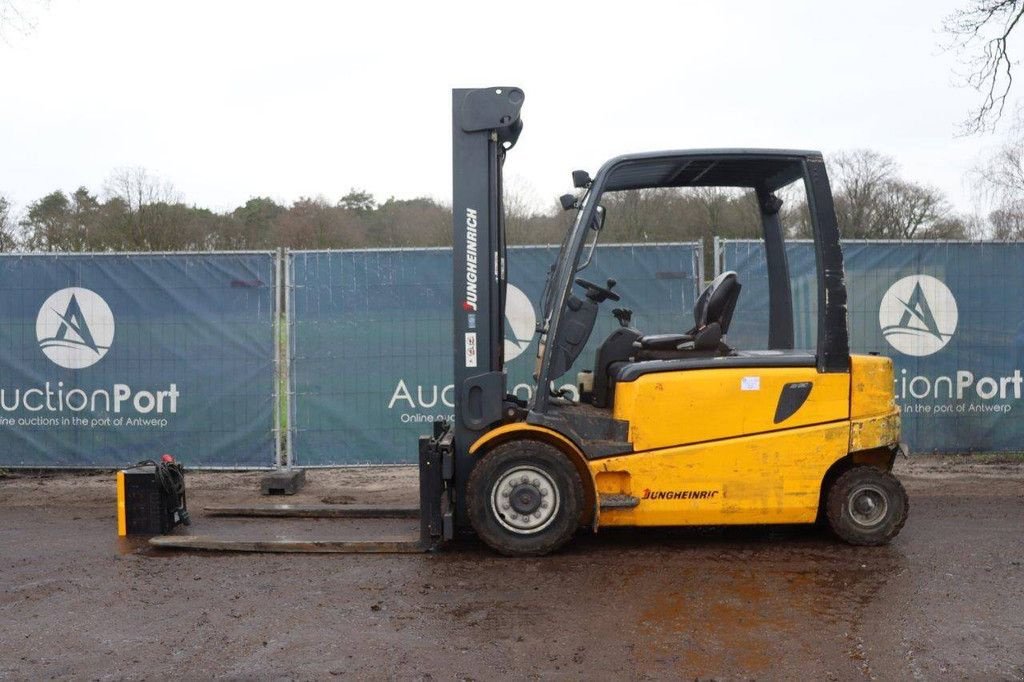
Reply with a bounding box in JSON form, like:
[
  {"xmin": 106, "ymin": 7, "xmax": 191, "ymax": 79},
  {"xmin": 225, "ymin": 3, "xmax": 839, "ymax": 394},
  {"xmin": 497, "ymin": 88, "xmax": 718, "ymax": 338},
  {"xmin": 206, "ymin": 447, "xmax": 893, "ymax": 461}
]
[
  {"xmin": 552, "ymin": 386, "xmax": 573, "ymax": 397},
  {"xmin": 612, "ymin": 307, "xmax": 633, "ymax": 328},
  {"xmin": 574, "ymin": 277, "xmax": 620, "ymax": 302}
]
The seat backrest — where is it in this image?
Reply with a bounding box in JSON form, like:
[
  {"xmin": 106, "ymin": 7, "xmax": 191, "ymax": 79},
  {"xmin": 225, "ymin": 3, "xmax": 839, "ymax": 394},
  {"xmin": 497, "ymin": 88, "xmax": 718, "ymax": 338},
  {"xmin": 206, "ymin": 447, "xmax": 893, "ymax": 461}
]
[{"xmin": 692, "ymin": 271, "xmax": 741, "ymax": 334}]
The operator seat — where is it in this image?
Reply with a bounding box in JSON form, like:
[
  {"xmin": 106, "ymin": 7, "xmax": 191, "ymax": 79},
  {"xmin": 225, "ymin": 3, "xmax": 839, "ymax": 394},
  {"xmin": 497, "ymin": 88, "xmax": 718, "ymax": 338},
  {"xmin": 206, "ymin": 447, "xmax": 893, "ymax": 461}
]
[
  {"xmin": 634, "ymin": 271, "xmax": 742, "ymax": 359},
  {"xmin": 588, "ymin": 271, "xmax": 742, "ymax": 408}
]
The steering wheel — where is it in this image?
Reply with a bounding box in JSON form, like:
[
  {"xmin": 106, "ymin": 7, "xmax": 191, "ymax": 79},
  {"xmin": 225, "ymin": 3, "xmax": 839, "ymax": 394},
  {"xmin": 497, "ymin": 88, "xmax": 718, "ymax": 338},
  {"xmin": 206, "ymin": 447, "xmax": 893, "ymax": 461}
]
[{"xmin": 574, "ymin": 277, "xmax": 620, "ymax": 302}]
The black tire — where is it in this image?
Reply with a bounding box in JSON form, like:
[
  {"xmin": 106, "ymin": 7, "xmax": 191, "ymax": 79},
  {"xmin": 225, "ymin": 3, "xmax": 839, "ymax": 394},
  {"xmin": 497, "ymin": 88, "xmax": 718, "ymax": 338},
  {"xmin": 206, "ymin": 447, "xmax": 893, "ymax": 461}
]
[
  {"xmin": 466, "ymin": 440, "xmax": 584, "ymax": 557},
  {"xmin": 826, "ymin": 466, "xmax": 909, "ymax": 546}
]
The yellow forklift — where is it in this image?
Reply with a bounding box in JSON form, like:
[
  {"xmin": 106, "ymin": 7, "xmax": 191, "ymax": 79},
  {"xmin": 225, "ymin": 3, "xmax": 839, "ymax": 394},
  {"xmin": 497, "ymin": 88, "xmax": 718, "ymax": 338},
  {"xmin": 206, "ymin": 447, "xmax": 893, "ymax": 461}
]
[
  {"xmin": 419, "ymin": 86, "xmax": 909, "ymax": 556},
  {"xmin": 149, "ymin": 86, "xmax": 907, "ymax": 557}
]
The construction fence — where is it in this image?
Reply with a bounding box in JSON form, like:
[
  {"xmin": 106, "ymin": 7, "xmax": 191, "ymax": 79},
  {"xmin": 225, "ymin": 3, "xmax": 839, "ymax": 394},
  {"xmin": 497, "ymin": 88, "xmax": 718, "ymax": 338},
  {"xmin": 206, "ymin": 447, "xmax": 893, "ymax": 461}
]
[
  {"xmin": 0, "ymin": 253, "xmax": 279, "ymax": 468},
  {"xmin": 287, "ymin": 243, "xmax": 703, "ymax": 465},
  {"xmin": 718, "ymin": 239, "xmax": 1024, "ymax": 453},
  {"xmin": 0, "ymin": 239, "xmax": 1020, "ymax": 467}
]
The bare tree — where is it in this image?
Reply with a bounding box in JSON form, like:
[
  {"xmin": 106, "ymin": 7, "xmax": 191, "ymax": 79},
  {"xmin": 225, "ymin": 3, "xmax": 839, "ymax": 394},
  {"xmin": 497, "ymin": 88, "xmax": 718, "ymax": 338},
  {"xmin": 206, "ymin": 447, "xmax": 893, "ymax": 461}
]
[
  {"xmin": 0, "ymin": 194, "xmax": 16, "ymax": 251},
  {"xmin": 691, "ymin": 187, "xmax": 760, "ymax": 240},
  {"xmin": 945, "ymin": 1, "xmax": 1024, "ymax": 133},
  {"xmin": 874, "ymin": 180, "xmax": 952, "ymax": 239},
  {"xmin": 989, "ymin": 199, "xmax": 1024, "ymax": 237},
  {"xmin": 502, "ymin": 182, "xmax": 535, "ymax": 245},
  {"xmin": 829, "ymin": 149, "xmax": 899, "ymax": 235},
  {"xmin": 600, "ymin": 188, "xmax": 690, "ymax": 243},
  {"xmin": 375, "ymin": 197, "xmax": 451, "ymax": 247},
  {"xmin": 0, "ymin": 0, "xmax": 46, "ymax": 42},
  {"xmin": 103, "ymin": 167, "xmax": 179, "ymax": 215},
  {"xmin": 973, "ymin": 131, "xmax": 1024, "ymax": 203},
  {"xmin": 103, "ymin": 168, "xmax": 181, "ymax": 249},
  {"xmin": 822, "ymin": 149, "xmax": 968, "ymax": 238},
  {"xmin": 970, "ymin": 125, "xmax": 1024, "ymax": 237}
]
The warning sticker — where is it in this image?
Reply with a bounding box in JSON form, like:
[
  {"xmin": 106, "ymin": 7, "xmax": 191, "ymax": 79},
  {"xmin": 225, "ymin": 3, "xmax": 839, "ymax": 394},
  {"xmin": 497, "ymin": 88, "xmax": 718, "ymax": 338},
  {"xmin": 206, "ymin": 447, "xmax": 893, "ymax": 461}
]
[{"xmin": 465, "ymin": 332, "xmax": 478, "ymax": 368}]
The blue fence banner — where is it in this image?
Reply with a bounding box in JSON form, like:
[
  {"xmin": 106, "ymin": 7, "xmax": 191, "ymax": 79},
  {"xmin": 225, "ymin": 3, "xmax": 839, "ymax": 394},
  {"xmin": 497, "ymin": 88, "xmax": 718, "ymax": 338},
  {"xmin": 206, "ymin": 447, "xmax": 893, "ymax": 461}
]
[
  {"xmin": 720, "ymin": 240, "xmax": 1024, "ymax": 454},
  {"xmin": 0, "ymin": 253, "xmax": 278, "ymax": 467},
  {"xmin": 289, "ymin": 243, "xmax": 702, "ymax": 465}
]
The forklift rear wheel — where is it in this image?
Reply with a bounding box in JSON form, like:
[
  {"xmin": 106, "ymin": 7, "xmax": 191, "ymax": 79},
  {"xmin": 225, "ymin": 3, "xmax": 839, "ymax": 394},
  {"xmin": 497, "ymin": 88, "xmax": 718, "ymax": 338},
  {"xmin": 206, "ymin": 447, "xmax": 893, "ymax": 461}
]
[
  {"xmin": 826, "ymin": 465, "xmax": 908, "ymax": 546},
  {"xmin": 467, "ymin": 440, "xmax": 584, "ymax": 557}
]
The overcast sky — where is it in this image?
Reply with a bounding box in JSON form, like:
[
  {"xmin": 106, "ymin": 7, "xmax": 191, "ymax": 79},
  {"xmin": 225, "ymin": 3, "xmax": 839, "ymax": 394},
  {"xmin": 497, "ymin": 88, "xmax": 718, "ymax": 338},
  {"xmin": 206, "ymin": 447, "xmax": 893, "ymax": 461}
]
[{"xmin": 0, "ymin": 0, "xmax": 1012, "ymax": 216}]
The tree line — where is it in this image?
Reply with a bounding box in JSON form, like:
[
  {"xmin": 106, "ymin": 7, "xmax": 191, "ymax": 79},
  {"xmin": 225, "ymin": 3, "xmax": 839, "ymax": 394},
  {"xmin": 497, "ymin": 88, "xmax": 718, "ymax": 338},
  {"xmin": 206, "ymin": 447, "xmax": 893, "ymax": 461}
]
[
  {"xmin": 3, "ymin": 146, "xmax": 1023, "ymax": 255},
  {"xmin": 0, "ymin": 169, "xmax": 454, "ymax": 252}
]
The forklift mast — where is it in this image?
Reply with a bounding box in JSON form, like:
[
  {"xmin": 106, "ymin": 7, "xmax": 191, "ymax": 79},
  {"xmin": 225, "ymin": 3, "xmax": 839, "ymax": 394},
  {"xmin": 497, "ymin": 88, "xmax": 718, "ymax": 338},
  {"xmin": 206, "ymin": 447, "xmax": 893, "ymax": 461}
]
[
  {"xmin": 451, "ymin": 87, "xmax": 523, "ymax": 434},
  {"xmin": 421, "ymin": 87, "xmax": 524, "ymax": 539}
]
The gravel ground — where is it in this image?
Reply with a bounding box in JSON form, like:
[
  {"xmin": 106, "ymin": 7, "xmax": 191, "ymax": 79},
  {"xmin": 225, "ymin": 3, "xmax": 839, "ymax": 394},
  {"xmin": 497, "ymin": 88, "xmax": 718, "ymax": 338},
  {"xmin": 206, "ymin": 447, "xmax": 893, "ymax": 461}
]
[{"xmin": 1, "ymin": 457, "xmax": 1023, "ymax": 680}]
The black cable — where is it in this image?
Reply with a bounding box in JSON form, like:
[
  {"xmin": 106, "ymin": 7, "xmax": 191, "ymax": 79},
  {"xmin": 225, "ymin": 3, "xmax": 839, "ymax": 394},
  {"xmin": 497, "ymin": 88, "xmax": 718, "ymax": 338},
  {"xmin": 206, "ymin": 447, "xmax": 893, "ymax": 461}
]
[
  {"xmin": 133, "ymin": 459, "xmax": 185, "ymax": 496},
  {"xmin": 133, "ymin": 459, "xmax": 191, "ymax": 526}
]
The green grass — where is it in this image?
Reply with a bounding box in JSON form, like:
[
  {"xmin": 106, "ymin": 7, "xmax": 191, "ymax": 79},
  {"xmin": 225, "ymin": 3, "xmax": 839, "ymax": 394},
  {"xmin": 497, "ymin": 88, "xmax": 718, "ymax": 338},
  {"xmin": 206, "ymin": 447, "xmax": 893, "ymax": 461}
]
[
  {"xmin": 279, "ymin": 317, "xmax": 287, "ymax": 427},
  {"xmin": 278, "ymin": 316, "xmax": 288, "ymax": 460}
]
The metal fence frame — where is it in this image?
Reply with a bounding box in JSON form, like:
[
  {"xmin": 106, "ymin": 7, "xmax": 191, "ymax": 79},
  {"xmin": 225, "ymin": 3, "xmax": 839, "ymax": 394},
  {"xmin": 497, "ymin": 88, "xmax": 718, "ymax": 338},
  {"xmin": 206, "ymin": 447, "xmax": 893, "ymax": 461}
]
[
  {"xmin": 283, "ymin": 241, "xmax": 704, "ymax": 467},
  {"xmin": 18, "ymin": 238, "xmax": 1024, "ymax": 467},
  {"xmin": 713, "ymin": 237, "xmax": 1024, "ymax": 279},
  {"xmin": 0, "ymin": 250, "xmax": 281, "ymax": 470},
  {"xmin": 716, "ymin": 236, "xmax": 1024, "ymax": 454}
]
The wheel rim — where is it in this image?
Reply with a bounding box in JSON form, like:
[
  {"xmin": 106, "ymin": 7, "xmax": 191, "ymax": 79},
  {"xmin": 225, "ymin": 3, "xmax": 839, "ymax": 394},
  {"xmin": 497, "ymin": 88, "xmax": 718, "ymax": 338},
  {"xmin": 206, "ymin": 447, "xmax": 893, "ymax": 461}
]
[
  {"xmin": 490, "ymin": 465, "xmax": 560, "ymax": 535},
  {"xmin": 847, "ymin": 483, "xmax": 889, "ymax": 528}
]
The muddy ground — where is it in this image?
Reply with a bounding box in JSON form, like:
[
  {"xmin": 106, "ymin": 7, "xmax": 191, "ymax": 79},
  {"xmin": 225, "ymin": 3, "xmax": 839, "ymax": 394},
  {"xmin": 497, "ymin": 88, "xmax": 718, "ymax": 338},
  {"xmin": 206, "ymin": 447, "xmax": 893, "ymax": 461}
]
[{"xmin": 1, "ymin": 458, "xmax": 1023, "ymax": 680}]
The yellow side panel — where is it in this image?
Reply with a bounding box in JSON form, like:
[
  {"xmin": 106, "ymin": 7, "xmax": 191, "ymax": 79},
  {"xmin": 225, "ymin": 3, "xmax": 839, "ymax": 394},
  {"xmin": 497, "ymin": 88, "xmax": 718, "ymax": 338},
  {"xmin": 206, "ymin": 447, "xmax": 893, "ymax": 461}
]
[
  {"xmin": 589, "ymin": 421, "xmax": 850, "ymax": 526},
  {"xmin": 116, "ymin": 470, "xmax": 127, "ymax": 537},
  {"xmin": 850, "ymin": 411, "xmax": 901, "ymax": 453},
  {"xmin": 850, "ymin": 354, "xmax": 897, "ymax": 419},
  {"xmin": 468, "ymin": 422, "xmax": 582, "ymax": 456},
  {"xmin": 612, "ymin": 367, "xmax": 850, "ymax": 452}
]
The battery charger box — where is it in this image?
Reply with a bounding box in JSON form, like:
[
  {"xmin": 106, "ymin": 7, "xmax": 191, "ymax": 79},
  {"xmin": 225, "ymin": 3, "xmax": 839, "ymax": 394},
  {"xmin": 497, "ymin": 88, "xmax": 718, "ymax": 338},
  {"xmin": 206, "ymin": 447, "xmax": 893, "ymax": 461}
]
[{"xmin": 116, "ymin": 464, "xmax": 187, "ymax": 536}]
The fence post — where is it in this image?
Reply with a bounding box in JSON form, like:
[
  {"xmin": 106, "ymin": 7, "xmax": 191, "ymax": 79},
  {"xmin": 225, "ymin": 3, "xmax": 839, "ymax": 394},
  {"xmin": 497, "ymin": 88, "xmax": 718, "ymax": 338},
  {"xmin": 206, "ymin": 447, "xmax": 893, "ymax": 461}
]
[
  {"xmin": 273, "ymin": 248, "xmax": 283, "ymax": 468},
  {"xmin": 693, "ymin": 240, "xmax": 705, "ymax": 301},
  {"xmin": 259, "ymin": 249, "xmax": 305, "ymax": 493},
  {"xmin": 713, "ymin": 236, "xmax": 722, "ymax": 279},
  {"xmin": 284, "ymin": 249, "xmax": 295, "ymax": 469}
]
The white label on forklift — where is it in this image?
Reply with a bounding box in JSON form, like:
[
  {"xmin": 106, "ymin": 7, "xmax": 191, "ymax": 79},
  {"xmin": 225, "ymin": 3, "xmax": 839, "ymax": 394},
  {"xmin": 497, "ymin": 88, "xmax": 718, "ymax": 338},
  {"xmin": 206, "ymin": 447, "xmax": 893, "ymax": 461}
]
[
  {"xmin": 465, "ymin": 332, "xmax": 478, "ymax": 368},
  {"xmin": 741, "ymin": 376, "xmax": 760, "ymax": 391}
]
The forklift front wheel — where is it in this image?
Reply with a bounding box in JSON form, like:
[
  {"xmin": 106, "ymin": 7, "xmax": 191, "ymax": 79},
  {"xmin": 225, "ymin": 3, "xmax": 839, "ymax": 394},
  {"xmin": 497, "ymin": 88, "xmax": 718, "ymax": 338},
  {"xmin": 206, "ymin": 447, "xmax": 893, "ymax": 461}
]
[
  {"xmin": 466, "ymin": 440, "xmax": 584, "ymax": 557},
  {"xmin": 825, "ymin": 465, "xmax": 909, "ymax": 546}
]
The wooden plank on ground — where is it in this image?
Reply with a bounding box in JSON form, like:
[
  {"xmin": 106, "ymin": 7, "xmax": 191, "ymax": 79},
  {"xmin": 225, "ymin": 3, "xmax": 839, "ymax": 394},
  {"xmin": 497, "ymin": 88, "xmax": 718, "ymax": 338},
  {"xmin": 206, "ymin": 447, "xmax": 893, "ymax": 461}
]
[
  {"xmin": 202, "ymin": 504, "xmax": 419, "ymax": 519},
  {"xmin": 149, "ymin": 535, "xmax": 427, "ymax": 553}
]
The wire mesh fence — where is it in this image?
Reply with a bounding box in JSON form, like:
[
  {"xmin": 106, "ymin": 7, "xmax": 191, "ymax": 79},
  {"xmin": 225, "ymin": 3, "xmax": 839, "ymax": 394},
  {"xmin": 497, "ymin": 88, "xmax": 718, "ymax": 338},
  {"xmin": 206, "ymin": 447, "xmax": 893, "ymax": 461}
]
[
  {"xmin": 718, "ymin": 239, "xmax": 1024, "ymax": 453},
  {"xmin": 5, "ymin": 239, "xmax": 1022, "ymax": 468},
  {"xmin": 286, "ymin": 243, "xmax": 703, "ymax": 465},
  {"xmin": 0, "ymin": 252, "xmax": 279, "ymax": 468}
]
